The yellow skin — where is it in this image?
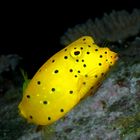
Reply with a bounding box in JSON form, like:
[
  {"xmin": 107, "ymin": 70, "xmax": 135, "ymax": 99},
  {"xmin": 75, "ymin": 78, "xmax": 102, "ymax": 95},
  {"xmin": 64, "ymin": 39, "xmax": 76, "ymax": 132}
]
[{"xmin": 18, "ymin": 36, "xmax": 118, "ymax": 125}]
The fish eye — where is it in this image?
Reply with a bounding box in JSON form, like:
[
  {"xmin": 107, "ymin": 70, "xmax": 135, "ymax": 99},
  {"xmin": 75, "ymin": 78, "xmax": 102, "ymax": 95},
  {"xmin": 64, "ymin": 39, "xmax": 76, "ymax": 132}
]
[
  {"xmin": 74, "ymin": 51, "xmax": 80, "ymax": 55},
  {"xmin": 70, "ymin": 48, "xmax": 82, "ymax": 58}
]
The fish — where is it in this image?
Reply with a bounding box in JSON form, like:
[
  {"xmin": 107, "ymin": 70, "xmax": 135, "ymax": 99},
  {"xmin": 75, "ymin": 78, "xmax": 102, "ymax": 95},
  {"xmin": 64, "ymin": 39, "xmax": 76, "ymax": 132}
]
[{"xmin": 18, "ymin": 36, "xmax": 118, "ymax": 125}]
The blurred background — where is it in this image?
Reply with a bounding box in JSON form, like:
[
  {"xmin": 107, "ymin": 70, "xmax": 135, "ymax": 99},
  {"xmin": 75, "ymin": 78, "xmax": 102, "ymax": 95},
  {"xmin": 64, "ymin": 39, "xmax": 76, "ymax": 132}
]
[{"xmin": 1, "ymin": 1, "xmax": 139, "ymax": 76}]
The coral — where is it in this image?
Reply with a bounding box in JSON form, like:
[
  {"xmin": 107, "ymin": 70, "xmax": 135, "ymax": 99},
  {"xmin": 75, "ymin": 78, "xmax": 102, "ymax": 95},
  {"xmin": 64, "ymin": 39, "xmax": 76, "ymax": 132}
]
[
  {"xmin": 114, "ymin": 113, "xmax": 140, "ymax": 139},
  {"xmin": 119, "ymin": 37, "xmax": 140, "ymax": 64},
  {"xmin": 0, "ymin": 55, "xmax": 22, "ymax": 96},
  {"xmin": 0, "ymin": 54, "xmax": 22, "ymax": 74},
  {"xmin": 60, "ymin": 9, "xmax": 140, "ymax": 46}
]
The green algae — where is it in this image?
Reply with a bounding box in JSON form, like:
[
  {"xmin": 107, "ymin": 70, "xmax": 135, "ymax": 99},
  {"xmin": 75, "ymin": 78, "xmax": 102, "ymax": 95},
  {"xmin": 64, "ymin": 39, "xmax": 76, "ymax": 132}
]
[{"xmin": 114, "ymin": 113, "xmax": 140, "ymax": 139}]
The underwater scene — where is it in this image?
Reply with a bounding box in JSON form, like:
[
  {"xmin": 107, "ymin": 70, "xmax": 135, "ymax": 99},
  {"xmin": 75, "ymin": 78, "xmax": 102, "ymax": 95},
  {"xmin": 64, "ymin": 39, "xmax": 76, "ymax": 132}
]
[{"xmin": 0, "ymin": 8, "xmax": 140, "ymax": 140}]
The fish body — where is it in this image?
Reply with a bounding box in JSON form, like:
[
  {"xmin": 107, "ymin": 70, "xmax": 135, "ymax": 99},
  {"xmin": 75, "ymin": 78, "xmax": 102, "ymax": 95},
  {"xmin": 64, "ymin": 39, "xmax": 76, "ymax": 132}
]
[{"xmin": 18, "ymin": 36, "xmax": 118, "ymax": 125}]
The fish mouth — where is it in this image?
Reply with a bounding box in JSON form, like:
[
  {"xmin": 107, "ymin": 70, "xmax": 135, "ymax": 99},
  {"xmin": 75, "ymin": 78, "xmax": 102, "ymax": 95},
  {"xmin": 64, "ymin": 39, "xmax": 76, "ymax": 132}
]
[
  {"xmin": 114, "ymin": 53, "xmax": 118, "ymax": 61},
  {"xmin": 111, "ymin": 53, "xmax": 118, "ymax": 66},
  {"xmin": 108, "ymin": 52, "xmax": 118, "ymax": 66}
]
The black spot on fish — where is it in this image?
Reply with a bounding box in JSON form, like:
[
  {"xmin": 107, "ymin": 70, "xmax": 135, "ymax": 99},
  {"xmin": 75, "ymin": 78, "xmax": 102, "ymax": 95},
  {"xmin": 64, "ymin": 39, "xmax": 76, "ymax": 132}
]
[
  {"xmin": 83, "ymin": 64, "xmax": 86, "ymax": 67},
  {"xmin": 54, "ymin": 70, "xmax": 59, "ymax": 73},
  {"xmin": 48, "ymin": 117, "xmax": 51, "ymax": 120},
  {"xmin": 95, "ymin": 75, "xmax": 98, "ymax": 78},
  {"xmin": 90, "ymin": 86, "xmax": 94, "ymax": 89},
  {"xmin": 64, "ymin": 56, "xmax": 68, "ymax": 59},
  {"xmin": 85, "ymin": 74, "xmax": 88, "ymax": 77},
  {"xmin": 88, "ymin": 45, "xmax": 91, "ymax": 47},
  {"xmin": 74, "ymin": 51, "xmax": 80, "ymax": 55},
  {"xmin": 101, "ymin": 73, "xmax": 104, "ymax": 76},
  {"xmin": 43, "ymin": 101, "xmax": 48, "ymax": 104},
  {"xmin": 69, "ymin": 69, "xmax": 73, "ymax": 72},
  {"xmin": 37, "ymin": 81, "xmax": 41, "ymax": 85},
  {"xmin": 64, "ymin": 49, "xmax": 67, "ymax": 51},
  {"xmin": 100, "ymin": 55, "xmax": 103, "ymax": 58},
  {"xmin": 87, "ymin": 52, "xmax": 90, "ymax": 54},
  {"xmin": 76, "ymin": 59, "xmax": 79, "ymax": 62},
  {"xmin": 83, "ymin": 38, "xmax": 86, "ymax": 41},
  {"xmin": 80, "ymin": 47, "xmax": 83, "ymax": 50},
  {"xmin": 99, "ymin": 63, "xmax": 102, "ymax": 66},
  {"xmin": 78, "ymin": 70, "xmax": 80, "ymax": 73},
  {"xmin": 51, "ymin": 88, "xmax": 55, "ymax": 92},
  {"xmin": 83, "ymin": 82, "xmax": 86, "ymax": 85},
  {"xmin": 60, "ymin": 109, "xmax": 64, "ymax": 112},
  {"xmin": 105, "ymin": 51, "xmax": 107, "ymax": 54},
  {"xmin": 69, "ymin": 90, "xmax": 73, "ymax": 94},
  {"xmin": 82, "ymin": 59, "xmax": 84, "ymax": 62},
  {"xmin": 95, "ymin": 49, "xmax": 98, "ymax": 51},
  {"xmin": 52, "ymin": 60, "xmax": 55, "ymax": 63},
  {"xmin": 30, "ymin": 115, "xmax": 33, "ymax": 119},
  {"xmin": 26, "ymin": 95, "xmax": 30, "ymax": 98},
  {"xmin": 74, "ymin": 75, "xmax": 78, "ymax": 78}
]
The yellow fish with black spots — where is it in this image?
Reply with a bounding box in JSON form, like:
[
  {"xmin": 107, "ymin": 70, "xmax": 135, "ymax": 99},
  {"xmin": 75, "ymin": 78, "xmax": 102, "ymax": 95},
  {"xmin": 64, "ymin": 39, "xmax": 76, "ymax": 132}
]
[{"xmin": 18, "ymin": 36, "xmax": 118, "ymax": 125}]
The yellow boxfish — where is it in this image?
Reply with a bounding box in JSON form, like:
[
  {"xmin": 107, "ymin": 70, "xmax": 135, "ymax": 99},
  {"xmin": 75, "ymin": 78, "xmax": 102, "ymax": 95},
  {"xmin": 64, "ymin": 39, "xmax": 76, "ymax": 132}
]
[{"xmin": 18, "ymin": 36, "xmax": 118, "ymax": 125}]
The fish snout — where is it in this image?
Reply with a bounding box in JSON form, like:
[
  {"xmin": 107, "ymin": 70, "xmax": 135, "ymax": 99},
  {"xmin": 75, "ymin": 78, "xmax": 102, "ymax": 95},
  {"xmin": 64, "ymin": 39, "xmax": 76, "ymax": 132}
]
[
  {"xmin": 110, "ymin": 52, "xmax": 118, "ymax": 66},
  {"xmin": 114, "ymin": 53, "xmax": 118, "ymax": 61}
]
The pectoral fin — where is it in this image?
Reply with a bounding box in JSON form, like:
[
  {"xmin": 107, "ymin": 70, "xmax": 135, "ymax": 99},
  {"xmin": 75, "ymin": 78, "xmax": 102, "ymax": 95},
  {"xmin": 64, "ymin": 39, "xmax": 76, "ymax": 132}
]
[{"xmin": 77, "ymin": 69, "xmax": 100, "ymax": 100}]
